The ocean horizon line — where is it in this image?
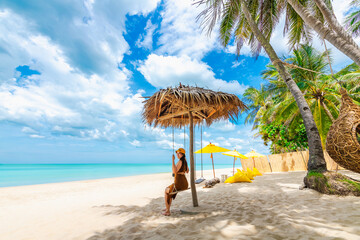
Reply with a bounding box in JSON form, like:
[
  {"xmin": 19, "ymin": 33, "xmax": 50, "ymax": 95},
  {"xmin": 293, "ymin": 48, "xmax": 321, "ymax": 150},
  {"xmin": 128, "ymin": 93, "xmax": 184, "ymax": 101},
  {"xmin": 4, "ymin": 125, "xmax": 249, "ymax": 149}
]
[
  {"xmin": 0, "ymin": 163, "xmax": 237, "ymax": 188},
  {"xmin": 0, "ymin": 163, "xmax": 236, "ymax": 165}
]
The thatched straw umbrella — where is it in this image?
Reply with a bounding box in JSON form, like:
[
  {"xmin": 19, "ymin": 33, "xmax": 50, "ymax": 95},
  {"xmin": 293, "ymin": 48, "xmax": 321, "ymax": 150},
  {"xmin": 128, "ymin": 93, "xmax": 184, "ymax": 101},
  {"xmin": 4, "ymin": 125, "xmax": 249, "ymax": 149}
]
[{"xmin": 142, "ymin": 84, "xmax": 247, "ymax": 207}]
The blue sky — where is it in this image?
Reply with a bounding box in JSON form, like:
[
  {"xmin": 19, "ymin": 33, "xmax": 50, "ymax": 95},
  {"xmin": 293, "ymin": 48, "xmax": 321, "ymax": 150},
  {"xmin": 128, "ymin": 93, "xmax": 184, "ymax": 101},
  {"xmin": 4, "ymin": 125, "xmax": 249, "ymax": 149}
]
[{"xmin": 0, "ymin": 0, "xmax": 356, "ymax": 164}]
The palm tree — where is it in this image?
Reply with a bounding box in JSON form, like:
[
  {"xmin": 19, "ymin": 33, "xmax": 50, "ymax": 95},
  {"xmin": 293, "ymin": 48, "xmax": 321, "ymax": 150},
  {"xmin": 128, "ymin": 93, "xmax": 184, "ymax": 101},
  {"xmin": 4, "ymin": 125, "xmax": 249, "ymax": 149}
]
[
  {"xmin": 312, "ymin": 0, "xmax": 358, "ymax": 46},
  {"xmin": 244, "ymin": 81, "xmax": 308, "ymax": 153},
  {"xmin": 285, "ymin": 0, "xmax": 360, "ymax": 66},
  {"xmin": 243, "ymin": 84, "xmax": 273, "ymax": 129},
  {"xmin": 196, "ymin": 0, "xmax": 327, "ymax": 172},
  {"xmin": 336, "ymin": 63, "xmax": 360, "ymax": 101},
  {"xmin": 262, "ymin": 45, "xmax": 340, "ymax": 144},
  {"xmin": 246, "ymin": 45, "xmax": 359, "ymax": 153},
  {"xmin": 345, "ymin": 0, "xmax": 360, "ymax": 37}
]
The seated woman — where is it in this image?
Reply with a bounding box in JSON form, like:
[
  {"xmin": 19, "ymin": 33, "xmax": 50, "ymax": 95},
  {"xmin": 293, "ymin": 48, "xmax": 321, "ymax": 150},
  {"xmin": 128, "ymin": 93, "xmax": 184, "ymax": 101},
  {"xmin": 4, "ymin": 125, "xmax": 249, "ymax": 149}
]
[{"xmin": 162, "ymin": 148, "xmax": 189, "ymax": 216}]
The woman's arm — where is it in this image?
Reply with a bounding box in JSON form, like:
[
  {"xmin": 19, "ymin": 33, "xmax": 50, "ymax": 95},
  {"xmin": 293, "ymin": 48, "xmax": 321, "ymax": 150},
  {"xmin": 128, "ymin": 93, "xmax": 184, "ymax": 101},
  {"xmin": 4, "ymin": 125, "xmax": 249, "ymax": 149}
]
[
  {"xmin": 172, "ymin": 155, "xmax": 183, "ymax": 174},
  {"xmin": 172, "ymin": 155, "xmax": 177, "ymax": 174}
]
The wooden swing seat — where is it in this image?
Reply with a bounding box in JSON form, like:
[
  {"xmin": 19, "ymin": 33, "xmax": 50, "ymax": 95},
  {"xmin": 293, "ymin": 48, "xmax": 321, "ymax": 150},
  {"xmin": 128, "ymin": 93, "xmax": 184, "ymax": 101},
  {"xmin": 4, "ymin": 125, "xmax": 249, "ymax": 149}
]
[{"xmin": 169, "ymin": 188, "xmax": 190, "ymax": 195}]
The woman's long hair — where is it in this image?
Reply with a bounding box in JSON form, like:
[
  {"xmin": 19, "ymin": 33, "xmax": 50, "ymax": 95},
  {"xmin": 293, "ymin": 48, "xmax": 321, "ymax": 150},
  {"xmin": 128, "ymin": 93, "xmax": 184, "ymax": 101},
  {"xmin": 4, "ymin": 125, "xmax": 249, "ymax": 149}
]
[{"xmin": 180, "ymin": 153, "xmax": 189, "ymax": 172}]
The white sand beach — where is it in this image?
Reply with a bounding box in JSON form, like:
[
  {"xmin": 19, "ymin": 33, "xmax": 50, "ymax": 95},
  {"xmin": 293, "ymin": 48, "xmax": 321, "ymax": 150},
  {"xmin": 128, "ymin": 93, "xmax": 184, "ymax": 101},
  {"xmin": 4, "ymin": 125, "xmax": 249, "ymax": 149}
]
[{"xmin": 0, "ymin": 169, "xmax": 359, "ymax": 240}]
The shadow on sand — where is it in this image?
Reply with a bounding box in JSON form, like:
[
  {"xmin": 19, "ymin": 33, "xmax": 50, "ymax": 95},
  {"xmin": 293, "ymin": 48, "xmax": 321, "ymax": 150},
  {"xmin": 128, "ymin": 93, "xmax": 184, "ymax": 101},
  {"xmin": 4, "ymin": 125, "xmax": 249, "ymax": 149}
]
[{"xmin": 87, "ymin": 172, "xmax": 360, "ymax": 240}]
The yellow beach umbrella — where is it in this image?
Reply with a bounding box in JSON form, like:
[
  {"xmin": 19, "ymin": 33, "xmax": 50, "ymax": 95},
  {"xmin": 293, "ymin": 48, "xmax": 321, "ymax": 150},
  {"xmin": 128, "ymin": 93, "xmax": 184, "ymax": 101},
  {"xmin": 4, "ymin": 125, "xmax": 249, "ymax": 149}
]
[
  {"xmin": 195, "ymin": 143, "xmax": 230, "ymax": 178},
  {"xmin": 222, "ymin": 149, "xmax": 248, "ymax": 175},
  {"xmin": 245, "ymin": 150, "xmax": 265, "ymax": 169}
]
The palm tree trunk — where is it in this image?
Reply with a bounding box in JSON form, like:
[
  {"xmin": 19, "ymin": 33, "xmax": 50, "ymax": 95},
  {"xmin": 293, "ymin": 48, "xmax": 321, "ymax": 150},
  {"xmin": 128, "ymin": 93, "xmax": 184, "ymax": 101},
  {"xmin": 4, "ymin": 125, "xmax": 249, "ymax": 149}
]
[
  {"xmin": 240, "ymin": 0, "xmax": 327, "ymax": 172},
  {"xmin": 313, "ymin": 0, "xmax": 360, "ymax": 49},
  {"xmin": 321, "ymin": 101, "xmax": 335, "ymax": 122},
  {"xmin": 287, "ymin": 0, "xmax": 360, "ymax": 67}
]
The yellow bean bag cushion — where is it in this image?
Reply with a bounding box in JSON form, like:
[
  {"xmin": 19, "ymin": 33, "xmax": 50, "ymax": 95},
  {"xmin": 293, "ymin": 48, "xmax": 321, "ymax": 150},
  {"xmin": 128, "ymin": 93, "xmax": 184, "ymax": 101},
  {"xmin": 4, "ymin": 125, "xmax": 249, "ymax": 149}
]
[
  {"xmin": 247, "ymin": 168, "xmax": 255, "ymax": 177},
  {"xmin": 225, "ymin": 172, "xmax": 252, "ymax": 183},
  {"xmin": 234, "ymin": 171, "xmax": 252, "ymax": 183},
  {"xmin": 253, "ymin": 167, "xmax": 263, "ymax": 176},
  {"xmin": 236, "ymin": 168, "xmax": 254, "ymax": 180},
  {"xmin": 224, "ymin": 176, "xmax": 236, "ymax": 183},
  {"xmin": 245, "ymin": 168, "xmax": 255, "ymax": 180}
]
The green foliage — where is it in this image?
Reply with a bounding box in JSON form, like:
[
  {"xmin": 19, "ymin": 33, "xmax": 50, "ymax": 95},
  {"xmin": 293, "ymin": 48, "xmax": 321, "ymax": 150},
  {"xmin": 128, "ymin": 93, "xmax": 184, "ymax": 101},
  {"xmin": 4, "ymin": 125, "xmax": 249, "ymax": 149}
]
[
  {"xmin": 345, "ymin": 0, "xmax": 360, "ymax": 37},
  {"xmin": 340, "ymin": 178, "xmax": 360, "ymax": 192},
  {"xmin": 259, "ymin": 122, "xmax": 308, "ymax": 154},
  {"xmin": 305, "ymin": 171, "xmax": 332, "ymax": 193},
  {"xmin": 196, "ymin": 0, "xmax": 360, "ymax": 154},
  {"xmin": 243, "ymin": 44, "xmax": 360, "ymax": 153},
  {"xmin": 305, "ymin": 172, "xmax": 360, "ymax": 196},
  {"xmin": 197, "ymin": 0, "xmax": 279, "ymax": 58},
  {"xmin": 307, "ymin": 170, "xmax": 325, "ymax": 178}
]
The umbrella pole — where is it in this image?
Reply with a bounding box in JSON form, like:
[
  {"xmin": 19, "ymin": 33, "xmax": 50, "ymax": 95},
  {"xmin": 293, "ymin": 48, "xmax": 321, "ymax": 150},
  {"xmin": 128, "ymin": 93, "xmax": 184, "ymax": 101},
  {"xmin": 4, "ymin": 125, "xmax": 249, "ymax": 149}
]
[
  {"xmin": 189, "ymin": 111, "xmax": 198, "ymax": 207},
  {"xmin": 233, "ymin": 157, "xmax": 235, "ymax": 175},
  {"xmin": 211, "ymin": 153, "xmax": 215, "ymax": 178},
  {"xmin": 253, "ymin": 157, "xmax": 255, "ymax": 170}
]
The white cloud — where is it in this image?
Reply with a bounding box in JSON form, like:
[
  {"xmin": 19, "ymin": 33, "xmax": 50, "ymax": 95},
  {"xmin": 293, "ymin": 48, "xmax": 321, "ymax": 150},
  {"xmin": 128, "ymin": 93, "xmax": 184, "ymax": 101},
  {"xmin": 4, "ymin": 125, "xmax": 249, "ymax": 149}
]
[
  {"xmin": 228, "ymin": 137, "xmax": 245, "ymax": 144},
  {"xmin": 138, "ymin": 54, "xmax": 247, "ymax": 94},
  {"xmin": 190, "ymin": 123, "xmax": 270, "ymax": 155},
  {"xmin": 193, "ymin": 124, "xmax": 271, "ymax": 155},
  {"xmin": 21, "ymin": 127, "xmax": 37, "ymax": 134},
  {"xmin": 0, "ymin": 6, "xmax": 155, "ymax": 141},
  {"xmin": 0, "ymin": 0, "xmax": 271, "ymax": 156},
  {"xmin": 29, "ymin": 134, "xmax": 45, "ymax": 139},
  {"xmin": 141, "ymin": 124, "xmax": 193, "ymax": 150},
  {"xmin": 0, "ymin": 0, "xmax": 161, "ymax": 76},
  {"xmin": 155, "ymin": 139, "xmax": 183, "ymax": 150},
  {"xmin": 130, "ymin": 139, "xmax": 141, "ymax": 147},
  {"xmin": 214, "ymin": 136, "xmax": 245, "ymax": 149},
  {"xmin": 157, "ymin": 0, "xmax": 219, "ymax": 60},
  {"xmin": 136, "ymin": 19, "xmax": 157, "ymax": 50},
  {"xmin": 210, "ymin": 120, "xmax": 237, "ymax": 132},
  {"xmin": 234, "ymin": 145, "xmax": 243, "ymax": 150},
  {"xmin": 232, "ymin": 59, "xmax": 245, "ymax": 68},
  {"xmin": 225, "ymin": 42, "xmax": 258, "ymax": 57}
]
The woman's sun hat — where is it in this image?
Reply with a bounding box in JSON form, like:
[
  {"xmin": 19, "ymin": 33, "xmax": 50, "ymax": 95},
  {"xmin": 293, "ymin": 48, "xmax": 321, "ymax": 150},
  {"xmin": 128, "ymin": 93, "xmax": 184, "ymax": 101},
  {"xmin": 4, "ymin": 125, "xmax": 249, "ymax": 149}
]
[{"xmin": 176, "ymin": 148, "xmax": 186, "ymax": 154}]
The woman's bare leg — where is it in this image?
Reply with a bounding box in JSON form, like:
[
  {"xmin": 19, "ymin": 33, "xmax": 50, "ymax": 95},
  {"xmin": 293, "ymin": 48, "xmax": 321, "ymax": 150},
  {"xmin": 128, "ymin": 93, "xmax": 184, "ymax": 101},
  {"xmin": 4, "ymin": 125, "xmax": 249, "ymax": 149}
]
[{"xmin": 163, "ymin": 187, "xmax": 171, "ymax": 216}]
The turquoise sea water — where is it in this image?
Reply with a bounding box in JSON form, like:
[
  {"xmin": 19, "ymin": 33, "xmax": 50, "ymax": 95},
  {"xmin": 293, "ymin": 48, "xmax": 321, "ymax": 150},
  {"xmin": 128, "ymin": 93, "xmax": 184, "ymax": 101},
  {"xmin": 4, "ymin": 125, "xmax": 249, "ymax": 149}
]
[{"xmin": 0, "ymin": 163, "xmax": 235, "ymax": 187}]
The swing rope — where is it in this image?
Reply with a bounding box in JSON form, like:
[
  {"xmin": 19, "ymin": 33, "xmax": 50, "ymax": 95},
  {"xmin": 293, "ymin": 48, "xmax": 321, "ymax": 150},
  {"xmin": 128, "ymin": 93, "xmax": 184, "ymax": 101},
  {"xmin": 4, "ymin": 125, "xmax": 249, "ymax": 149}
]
[
  {"xmin": 184, "ymin": 126, "xmax": 186, "ymax": 149},
  {"xmin": 172, "ymin": 106, "xmax": 175, "ymax": 155},
  {"xmin": 169, "ymin": 110, "xmax": 191, "ymax": 194},
  {"xmin": 172, "ymin": 125, "xmax": 174, "ymax": 155},
  {"xmin": 194, "ymin": 125, "xmax": 196, "ymax": 179},
  {"xmin": 201, "ymin": 124, "xmax": 203, "ymax": 178}
]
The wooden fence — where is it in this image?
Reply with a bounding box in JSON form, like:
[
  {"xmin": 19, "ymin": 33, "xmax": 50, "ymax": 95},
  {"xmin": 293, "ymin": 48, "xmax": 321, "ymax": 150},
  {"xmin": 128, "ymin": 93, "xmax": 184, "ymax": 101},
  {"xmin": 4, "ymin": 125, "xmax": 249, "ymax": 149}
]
[{"xmin": 239, "ymin": 150, "xmax": 343, "ymax": 173}]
